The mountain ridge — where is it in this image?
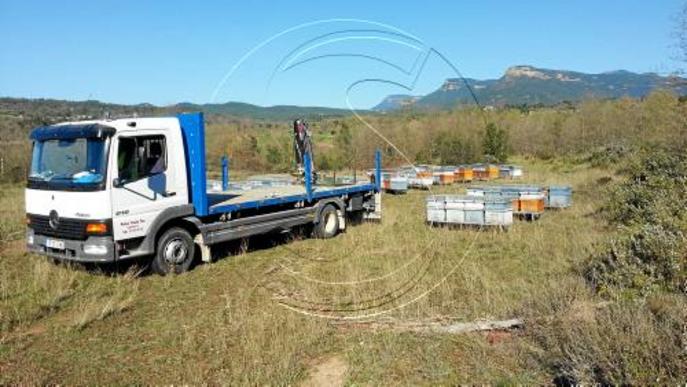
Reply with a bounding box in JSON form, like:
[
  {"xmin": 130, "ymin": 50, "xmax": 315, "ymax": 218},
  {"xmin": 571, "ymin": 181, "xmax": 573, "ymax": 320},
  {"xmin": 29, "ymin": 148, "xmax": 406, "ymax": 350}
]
[{"xmin": 374, "ymin": 65, "xmax": 687, "ymax": 111}]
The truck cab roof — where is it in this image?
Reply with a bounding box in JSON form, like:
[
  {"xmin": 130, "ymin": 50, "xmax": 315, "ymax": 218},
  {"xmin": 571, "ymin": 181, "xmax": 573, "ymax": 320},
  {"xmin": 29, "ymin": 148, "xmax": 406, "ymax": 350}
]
[{"xmin": 30, "ymin": 116, "xmax": 182, "ymax": 139}]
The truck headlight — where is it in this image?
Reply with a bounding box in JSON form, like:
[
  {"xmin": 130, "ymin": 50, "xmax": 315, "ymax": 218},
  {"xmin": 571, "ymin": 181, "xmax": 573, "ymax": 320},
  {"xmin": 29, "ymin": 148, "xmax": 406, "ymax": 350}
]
[
  {"xmin": 26, "ymin": 229, "xmax": 34, "ymax": 245},
  {"xmin": 83, "ymin": 244, "xmax": 108, "ymax": 255}
]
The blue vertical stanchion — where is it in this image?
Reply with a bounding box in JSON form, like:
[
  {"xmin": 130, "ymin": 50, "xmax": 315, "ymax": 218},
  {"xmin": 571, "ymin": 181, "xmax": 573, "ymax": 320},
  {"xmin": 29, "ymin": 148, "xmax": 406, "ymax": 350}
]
[
  {"xmin": 221, "ymin": 155, "xmax": 229, "ymax": 191},
  {"xmin": 177, "ymin": 112, "xmax": 208, "ymax": 216},
  {"xmin": 375, "ymin": 149, "xmax": 382, "ymax": 193},
  {"xmin": 304, "ymin": 152, "xmax": 313, "ymax": 202}
]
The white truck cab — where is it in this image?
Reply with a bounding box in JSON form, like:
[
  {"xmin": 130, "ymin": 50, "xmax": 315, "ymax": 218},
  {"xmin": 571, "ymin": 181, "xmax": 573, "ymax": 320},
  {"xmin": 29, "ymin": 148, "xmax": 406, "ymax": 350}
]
[
  {"xmin": 26, "ymin": 113, "xmax": 382, "ymax": 275},
  {"xmin": 27, "ymin": 116, "xmax": 191, "ymax": 263}
]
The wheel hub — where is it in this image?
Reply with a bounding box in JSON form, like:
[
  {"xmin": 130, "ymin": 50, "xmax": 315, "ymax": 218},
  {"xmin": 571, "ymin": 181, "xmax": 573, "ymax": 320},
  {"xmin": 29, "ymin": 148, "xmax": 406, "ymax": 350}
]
[
  {"xmin": 163, "ymin": 238, "xmax": 188, "ymax": 265},
  {"xmin": 324, "ymin": 212, "xmax": 337, "ymax": 234}
]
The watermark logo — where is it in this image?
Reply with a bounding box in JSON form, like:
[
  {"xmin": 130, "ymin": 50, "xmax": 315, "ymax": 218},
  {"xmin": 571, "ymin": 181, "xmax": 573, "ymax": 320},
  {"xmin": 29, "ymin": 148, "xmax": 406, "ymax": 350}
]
[{"xmin": 212, "ymin": 19, "xmax": 482, "ymax": 320}]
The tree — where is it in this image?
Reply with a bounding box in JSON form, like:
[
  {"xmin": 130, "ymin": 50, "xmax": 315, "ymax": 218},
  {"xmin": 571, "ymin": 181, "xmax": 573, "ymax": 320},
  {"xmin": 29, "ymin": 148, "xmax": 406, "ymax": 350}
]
[
  {"xmin": 482, "ymin": 122, "xmax": 509, "ymax": 162},
  {"xmin": 432, "ymin": 131, "xmax": 477, "ymax": 165},
  {"xmin": 334, "ymin": 122, "xmax": 354, "ymax": 169}
]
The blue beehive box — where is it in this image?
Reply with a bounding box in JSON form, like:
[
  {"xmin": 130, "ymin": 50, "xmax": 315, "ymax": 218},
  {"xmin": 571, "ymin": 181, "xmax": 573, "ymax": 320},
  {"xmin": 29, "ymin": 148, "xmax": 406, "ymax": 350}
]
[{"xmin": 547, "ymin": 186, "xmax": 572, "ymax": 208}]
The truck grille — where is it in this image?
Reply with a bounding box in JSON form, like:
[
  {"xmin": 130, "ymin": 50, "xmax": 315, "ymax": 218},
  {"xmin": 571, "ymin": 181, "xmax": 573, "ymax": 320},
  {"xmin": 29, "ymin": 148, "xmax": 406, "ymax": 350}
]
[{"xmin": 28, "ymin": 214, "xmax": 88, "ymax": 240}]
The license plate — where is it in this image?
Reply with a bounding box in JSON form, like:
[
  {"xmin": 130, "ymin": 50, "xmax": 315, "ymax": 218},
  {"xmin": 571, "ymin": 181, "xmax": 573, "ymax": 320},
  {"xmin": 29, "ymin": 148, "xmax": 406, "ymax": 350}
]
[{"xmin": 46, "ymin": 239, "xmax": 65, "ymax": 250}]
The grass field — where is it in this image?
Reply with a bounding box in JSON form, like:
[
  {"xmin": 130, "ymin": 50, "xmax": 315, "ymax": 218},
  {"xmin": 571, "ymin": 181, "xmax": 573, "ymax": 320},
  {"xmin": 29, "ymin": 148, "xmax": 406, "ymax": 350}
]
[{"xmin": 0, "ymin": 159, "xmax": 640, "ymax": 384}]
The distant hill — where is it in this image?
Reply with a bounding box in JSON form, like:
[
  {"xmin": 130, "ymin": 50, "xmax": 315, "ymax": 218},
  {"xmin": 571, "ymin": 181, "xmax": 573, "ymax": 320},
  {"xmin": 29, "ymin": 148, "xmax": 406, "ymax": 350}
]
[
  {"xmin": 0, "ymin": 98, "xmax": 358, "ymax": 122},
  {"xmin": 173, "ymin": 101, "xmax": 356, "ymax": 121},
  {"xmin": 373, "ymin": 95, "xmax": 422, "ymax": 111},
  {"xmin": 374, "ymin": 65, "xmax": 687, "ymax": 111}
]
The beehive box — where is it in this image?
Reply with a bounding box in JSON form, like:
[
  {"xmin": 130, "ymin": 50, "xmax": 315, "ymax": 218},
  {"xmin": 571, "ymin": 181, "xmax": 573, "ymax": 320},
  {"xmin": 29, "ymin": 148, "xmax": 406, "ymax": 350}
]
[
  {"xmin": 379, "ymin": 172, "xmax": 408, "ymax": 193},
  {"xmin": 484, "ymin": 199, "xmax": 514, "ymax": 226},
  {"xmin": 455, "ymin": 166, "xmax": 474, "ymax": 183},
  {"xmin": 487, "ymin": 165, "xmax": 500, "ymax": 180},
  {"xmin": 389, "ymin": 176, "xmax": 409, "ymax": 193},
  {"xmin": 408, "ymin": 177, "xmax": 433, "ymax": 189},
  {"xmin": 511, "ymin": 166, "xmax": 523, "ymax": 179},
  {"xmin": 445, "ymin": 196, "xmax": 466, "ymax": 223},
  {"xmin": 417, "ymin": 170, "xmax": 433, "ymax": 179},
  {"xmin": 498, "ymin": 165, "xmax": 524, "ymax": 179},
  {"xmin": 519, "ymin": 193, "xmax": 545, "ymax": 217},
  {"xmin": 426, "ymin": 196, "xmax": 446, "ymax": 223},
  {"xmin": 398, "ymin": 168, "xmax": 424, "ymax": 189},
  {"xmin": 432, "ymin": 173, "xmax": 441, "ymax": 185},
  {"xmin": 463, "ymin": 199, "xmax": 486, "ymax": 225},
  {"xmin": 472, "ymin": 165, "xmax": 488, "ymax": 181},
  {"xmin": 546, "ymin": 185, "xmax": 573, "ymax": 208},
  {"xmin": 499, "ymin": 191, "xmax": 521, "ymax": 213},
  {"xmin": 501, "ymin": 186, "xmax": 545, "ymax": 217},
  {"xmin": 467, "ymin": 185, "xmax": 546, "ymax": 219},
  {"xmin": 499, "ymin": 167, "xmax": 512, "ymax": 179},
  {"xmin": 439, "ymin": 170, "xmax": 455, "ymax": 185},
  {"xmin": 427, "ymin": 195, "xmax": 511, "ymax": 228}
]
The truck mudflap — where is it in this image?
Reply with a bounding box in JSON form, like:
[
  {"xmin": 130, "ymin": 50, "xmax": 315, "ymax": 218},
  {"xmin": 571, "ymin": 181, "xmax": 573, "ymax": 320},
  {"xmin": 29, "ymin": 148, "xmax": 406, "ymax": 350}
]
[
  {"xmin": 363, "ymin": 192, "xmax": 382, "ymax": 220},
  {"xmin": 26, "ymin": 230, "xmax": 116, "ymax": 262}
]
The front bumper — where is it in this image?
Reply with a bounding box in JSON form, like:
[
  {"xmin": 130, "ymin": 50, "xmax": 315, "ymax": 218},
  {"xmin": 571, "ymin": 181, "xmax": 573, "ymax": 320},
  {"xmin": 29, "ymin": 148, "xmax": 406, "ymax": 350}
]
[{"xmin": 27, "ymin": 230, "xmax": 116, "ymax": 262}]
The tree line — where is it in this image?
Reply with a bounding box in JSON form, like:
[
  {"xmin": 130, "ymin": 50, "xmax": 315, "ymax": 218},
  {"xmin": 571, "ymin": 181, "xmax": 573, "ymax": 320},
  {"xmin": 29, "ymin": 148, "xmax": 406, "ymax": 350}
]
[{"xmin": 1, "ymin": 90, "xmax": 686, "ymax": 182}]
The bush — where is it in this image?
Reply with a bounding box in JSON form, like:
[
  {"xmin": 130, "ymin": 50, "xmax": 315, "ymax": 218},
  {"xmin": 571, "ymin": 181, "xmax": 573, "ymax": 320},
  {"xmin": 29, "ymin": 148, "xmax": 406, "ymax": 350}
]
[
  {"xmin": 586, "ymin": 224, "xmax": 687, "ymax": 297},
  {"xmin": 585, "ymin": 144, "xmax": 632, "ymax": 168},
  {"xmin": 528, "ymin": 295, "xmax": 687, "ymax": 385},
  {"xmin": 482, "ymin": 122, "xmax": 509, "ymax": 162},
  {"xmin": 430, "ymin": 131, "xmax": 478, "ymax": 165},
  {"xmin": 585, "ymin": 149, "xmax": 687, "ymax": 297}
]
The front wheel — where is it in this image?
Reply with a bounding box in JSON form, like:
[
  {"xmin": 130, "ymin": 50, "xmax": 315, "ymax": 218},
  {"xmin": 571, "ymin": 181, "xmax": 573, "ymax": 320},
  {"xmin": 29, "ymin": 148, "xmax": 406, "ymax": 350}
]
[{"xmin": 152, "ymin": 227, "xmax": 195, "ymax": 275}]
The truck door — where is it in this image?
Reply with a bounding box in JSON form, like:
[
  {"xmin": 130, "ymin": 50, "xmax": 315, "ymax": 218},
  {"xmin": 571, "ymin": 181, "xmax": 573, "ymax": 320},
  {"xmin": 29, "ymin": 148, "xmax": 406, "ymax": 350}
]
[{"xmin": 111, "ymin": 133, "xmax": 184, "ymax": 241}]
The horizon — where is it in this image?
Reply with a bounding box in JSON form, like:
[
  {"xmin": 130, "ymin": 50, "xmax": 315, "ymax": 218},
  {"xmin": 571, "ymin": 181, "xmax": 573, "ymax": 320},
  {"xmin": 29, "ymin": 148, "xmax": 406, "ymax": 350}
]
[
  {"xmin": 2, "ymin": 63, "xmax": 682, "ymax": 109},
  {"xmin": 1, "ymin": 1, "xmax": 684, "ymax": 109}
]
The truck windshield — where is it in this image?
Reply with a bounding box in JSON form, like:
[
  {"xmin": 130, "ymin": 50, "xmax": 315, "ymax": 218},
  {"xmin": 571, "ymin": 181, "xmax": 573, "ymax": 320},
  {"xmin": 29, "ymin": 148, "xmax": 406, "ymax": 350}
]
[{"xmin": 29, "ymin": 137, "xmax": 109, "ymax": 190}]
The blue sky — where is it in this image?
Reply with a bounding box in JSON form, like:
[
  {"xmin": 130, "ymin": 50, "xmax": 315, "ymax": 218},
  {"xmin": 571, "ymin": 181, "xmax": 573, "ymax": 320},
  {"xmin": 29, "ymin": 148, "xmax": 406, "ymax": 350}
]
[{"xmin": 0, "ymin": 0, "xmax": 684, "ymax": 108}]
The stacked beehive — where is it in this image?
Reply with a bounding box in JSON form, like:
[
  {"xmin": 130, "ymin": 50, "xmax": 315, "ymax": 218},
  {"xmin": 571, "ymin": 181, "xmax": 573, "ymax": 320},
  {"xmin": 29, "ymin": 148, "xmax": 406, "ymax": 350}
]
[
  {"xmin": 466, "ymin": 184, "xmax": 572, "ymax": 220},
  {"xmin": 379, "ymin": 171, "xmax": 409, "ymax": 194},
  {"xmin": 454, "ymin": 165, "xmax": 474, "ymax": 183},
  {"xmin": 499, "ymin": 165, "xmax": 523, "ymax": 179},
  {"xmin": 426, "ymin": 195, "xmax": 513, "ymax": 228},
  {"xmin": 545, "ymin": 186, "xmax": 573, "ymax": 208},
  {"xmin": 471, "ymin": 164, "xmax": 500, "ymax": 181},
  {"xmin": 397, "ymin": 166, "xmax": 433, "ymax": 190},
  {"xmin": 374, "ymin": 162, "xmax": 522, "ymax": 191},
  {"xmin": 440, "ymin": 167, "xmax": 456, "ymax": 185}
]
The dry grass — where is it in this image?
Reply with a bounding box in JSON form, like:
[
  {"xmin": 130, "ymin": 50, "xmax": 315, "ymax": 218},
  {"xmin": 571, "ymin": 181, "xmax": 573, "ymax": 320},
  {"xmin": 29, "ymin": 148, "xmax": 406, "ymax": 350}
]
[
  {"xmin": 0, "ymin": 159, "xmax": 684, "ymax": 384},
  {"xmin": 0, "ymin": 185, "xmax": 25, "ymax": 244},
  {"xmin": 70, "ymin": 269, "xmax": 140, "ymax": 331}
]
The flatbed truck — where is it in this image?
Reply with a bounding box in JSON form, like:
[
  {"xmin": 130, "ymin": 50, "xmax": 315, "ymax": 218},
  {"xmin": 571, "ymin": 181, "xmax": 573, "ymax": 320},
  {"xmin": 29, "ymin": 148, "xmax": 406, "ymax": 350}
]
[{"xmin": 25, "ymin": 113, "xmax": 382, "ymax": 274}]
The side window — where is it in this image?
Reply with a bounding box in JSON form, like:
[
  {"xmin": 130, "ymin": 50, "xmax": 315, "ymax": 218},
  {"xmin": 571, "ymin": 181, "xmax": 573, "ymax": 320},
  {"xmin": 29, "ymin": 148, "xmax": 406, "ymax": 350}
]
[{"xmin": 117, "ymin": 135, "xmax": 166, "ymax": 182}]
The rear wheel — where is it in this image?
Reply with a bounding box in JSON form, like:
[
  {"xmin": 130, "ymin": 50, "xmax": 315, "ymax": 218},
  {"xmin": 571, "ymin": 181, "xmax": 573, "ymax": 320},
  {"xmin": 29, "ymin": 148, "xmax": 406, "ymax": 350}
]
[
  {"xmin": 152, "ymin": 227, "xmax": 195, "ymax": 275},
  {"xmin": 313, "ymin": 205, "xmax": 339, "ymax": 239}
]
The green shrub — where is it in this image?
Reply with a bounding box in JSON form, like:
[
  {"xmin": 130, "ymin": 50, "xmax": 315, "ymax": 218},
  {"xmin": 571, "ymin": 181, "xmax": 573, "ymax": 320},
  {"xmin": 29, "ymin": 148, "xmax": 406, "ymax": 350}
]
[
  {"xmin": 585, "ymin": 144, "xmax": 632, "ymax": 168},
  {"xmin": 605, "ymin": 149, "xmax": 687, "ymax": 226},
  {"xmin": 528, "ymin": 295, "xmax": 687, "ymax": 385},
  {"xmin": 585, "ymin": 149, "xmax": 687, "ymax": 297},
  {"xmin": 585, "ymin": 224, "xmax": 687, "ymax": 297},
  {"xmin": 482, "ymin": 122, "xmax": 509, "ymax": 163}
]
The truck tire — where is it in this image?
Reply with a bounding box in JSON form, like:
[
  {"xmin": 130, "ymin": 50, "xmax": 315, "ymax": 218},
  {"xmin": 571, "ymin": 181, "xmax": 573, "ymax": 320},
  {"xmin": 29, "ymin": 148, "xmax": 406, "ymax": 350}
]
[
  {"xmin": 152, "ymin": 227, "xmax": 195, "ymax": 275},
  {"xmin": 313, "ymin": 204, "xmax": 339, "ymax": 239}
]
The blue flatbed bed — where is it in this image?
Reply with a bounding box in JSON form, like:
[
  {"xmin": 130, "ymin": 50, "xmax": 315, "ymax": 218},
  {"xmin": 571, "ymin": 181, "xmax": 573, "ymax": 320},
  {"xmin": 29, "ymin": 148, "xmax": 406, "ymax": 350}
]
[
  {"xmin": 207, "ymin": 182, "xmax": 377, "ymax": 214},
  {"xmin": 177, "ymin": 113, "xmax": 382, "ymax": 220}
]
